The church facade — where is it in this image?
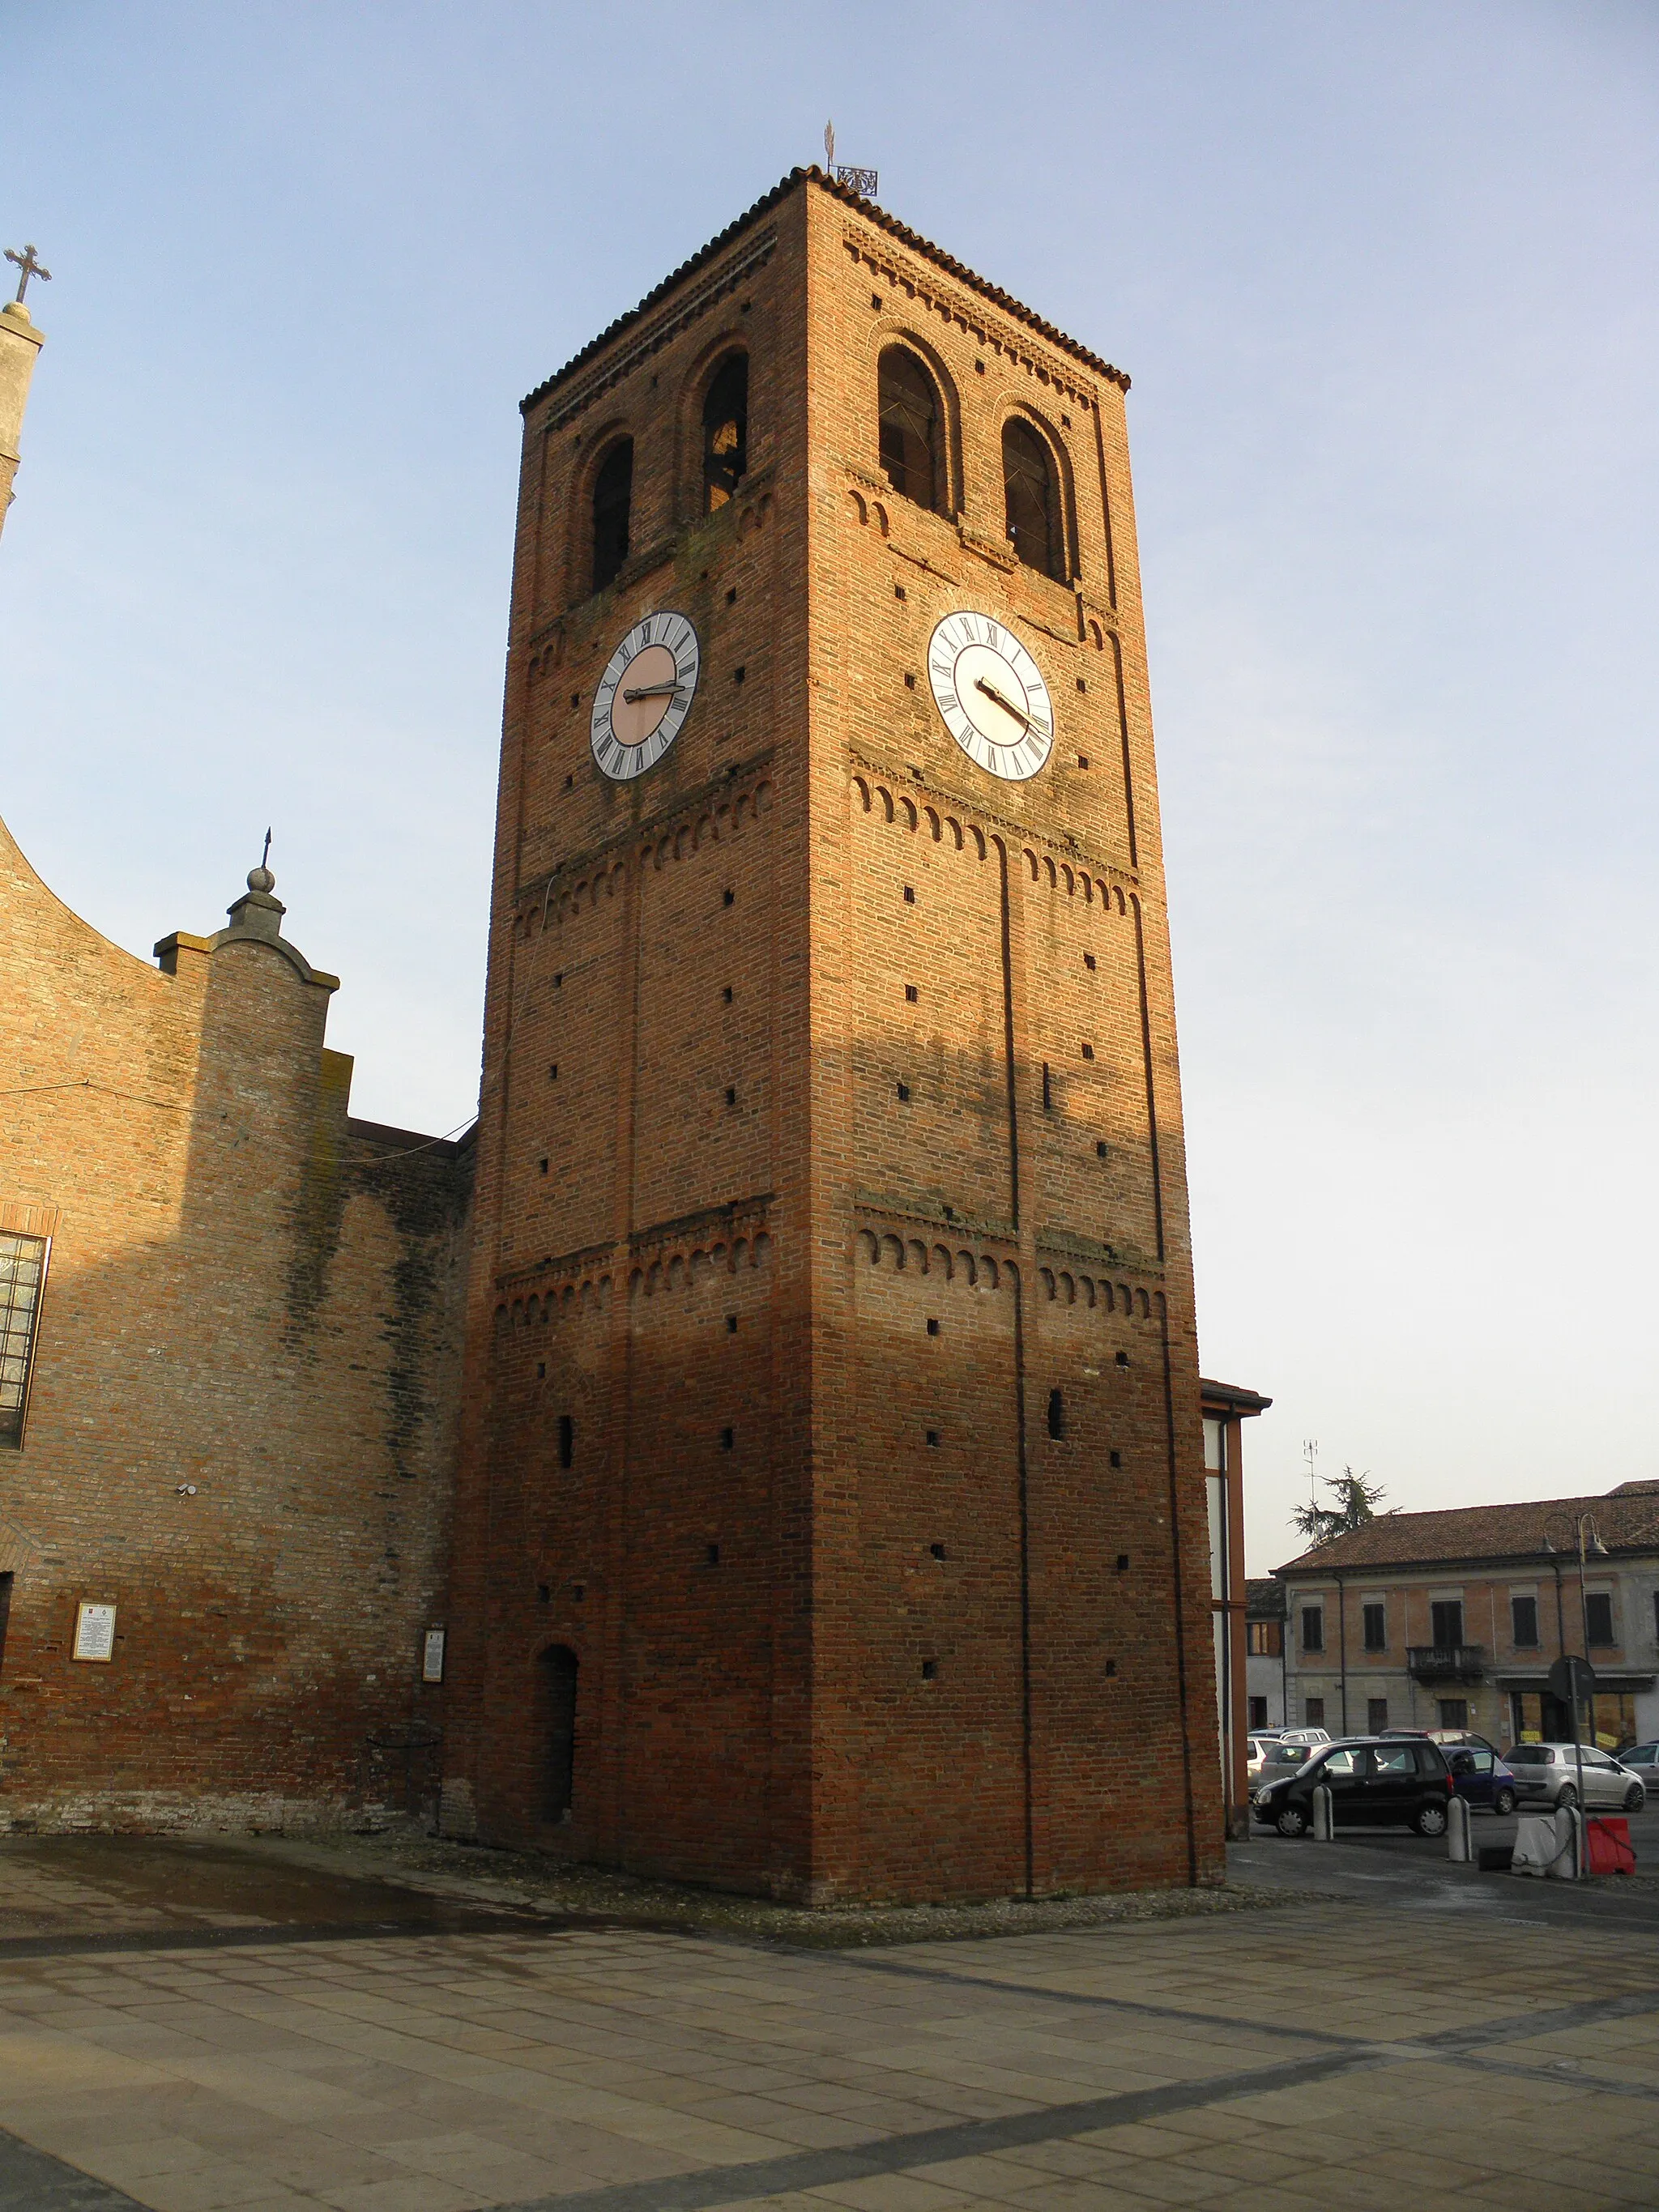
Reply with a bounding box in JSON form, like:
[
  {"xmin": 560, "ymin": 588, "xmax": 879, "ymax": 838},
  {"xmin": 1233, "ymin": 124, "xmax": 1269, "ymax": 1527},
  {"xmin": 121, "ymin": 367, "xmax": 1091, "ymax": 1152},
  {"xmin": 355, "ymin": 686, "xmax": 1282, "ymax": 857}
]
[
  {"xmin": 440, "ymin": 171, "xmax": 1222, "ymax": 1899},
  {"xmin": 0, "ymin": 825, "xmax": 471, "ymax": 1831}
]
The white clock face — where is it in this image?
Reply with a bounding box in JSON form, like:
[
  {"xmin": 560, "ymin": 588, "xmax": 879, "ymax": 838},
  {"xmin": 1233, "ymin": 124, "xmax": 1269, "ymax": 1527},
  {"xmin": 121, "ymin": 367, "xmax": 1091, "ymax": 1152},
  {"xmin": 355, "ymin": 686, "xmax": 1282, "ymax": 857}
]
[
  {"xmin": 591, "ymin": 611, "xmax": 701, "ymax": 781},
  {"xmin": 927, "ymin": 612, "xmax": 1054, "ymax": 782}
]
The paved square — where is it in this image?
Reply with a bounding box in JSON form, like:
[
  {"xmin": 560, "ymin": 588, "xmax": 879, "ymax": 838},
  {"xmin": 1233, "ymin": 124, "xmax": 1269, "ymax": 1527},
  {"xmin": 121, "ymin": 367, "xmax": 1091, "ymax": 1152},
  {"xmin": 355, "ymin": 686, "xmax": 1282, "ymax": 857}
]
[{"xmin": 1, "ymin": 1838, "xmax": 1657, "ymax": 2210}]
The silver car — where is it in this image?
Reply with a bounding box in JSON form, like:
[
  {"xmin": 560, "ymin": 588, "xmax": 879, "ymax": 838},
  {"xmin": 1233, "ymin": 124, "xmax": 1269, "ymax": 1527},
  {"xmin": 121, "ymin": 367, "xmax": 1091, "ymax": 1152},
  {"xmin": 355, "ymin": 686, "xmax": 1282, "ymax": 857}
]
[
  {"xmin": 1504, "ymin": 1742, "xmax": 1645, "ymax": 1813},
  {"xmin": 1617, "ymin": 1741, "xmax": 1659, "ymax": 1792},
  {"xmin": 1248, "ymin": 1737, "xmax": 1320, "ymax": 1789}
]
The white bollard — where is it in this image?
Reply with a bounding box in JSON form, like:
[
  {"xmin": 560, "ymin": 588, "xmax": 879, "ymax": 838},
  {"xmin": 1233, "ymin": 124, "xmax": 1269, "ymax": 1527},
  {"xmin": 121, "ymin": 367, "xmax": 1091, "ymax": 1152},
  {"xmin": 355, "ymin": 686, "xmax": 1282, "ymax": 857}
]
[
  {"xmin": 1312, "ymin": 1784, "xmax": 1334, "ymax": 1842},
  {"xmin": 1447, "ymin": 1796, "xmax": 1472, "ymax": 1862}
]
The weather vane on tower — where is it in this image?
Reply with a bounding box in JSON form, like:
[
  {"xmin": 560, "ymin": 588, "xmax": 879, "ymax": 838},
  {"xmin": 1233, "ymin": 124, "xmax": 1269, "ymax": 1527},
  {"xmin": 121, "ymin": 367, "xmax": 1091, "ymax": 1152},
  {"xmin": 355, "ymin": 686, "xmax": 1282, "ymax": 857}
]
[{"xmin": 822, "ymin": 122, "xmax": 877, "ymax": 201}]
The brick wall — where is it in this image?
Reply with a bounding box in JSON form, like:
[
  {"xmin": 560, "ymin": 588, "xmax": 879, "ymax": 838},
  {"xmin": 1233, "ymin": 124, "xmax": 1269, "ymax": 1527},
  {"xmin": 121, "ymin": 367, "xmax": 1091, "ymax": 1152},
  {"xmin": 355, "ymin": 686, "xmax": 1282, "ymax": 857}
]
[
  {"xmin": 445, "ymin": 171, "xmax": 1222, "ymax": 1899},
  {"xmin": 0, "ymin": 821, "xmax": 471, "ymax": 1831}
]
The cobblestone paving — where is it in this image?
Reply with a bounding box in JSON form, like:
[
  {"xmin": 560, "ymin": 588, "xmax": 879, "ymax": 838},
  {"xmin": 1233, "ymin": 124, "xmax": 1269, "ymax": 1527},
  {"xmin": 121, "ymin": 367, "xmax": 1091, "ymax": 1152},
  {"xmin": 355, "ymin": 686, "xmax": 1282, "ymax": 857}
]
[{"xmin": 0, "ymin": 1850, "xmax": 1656, "ymax": 2210}]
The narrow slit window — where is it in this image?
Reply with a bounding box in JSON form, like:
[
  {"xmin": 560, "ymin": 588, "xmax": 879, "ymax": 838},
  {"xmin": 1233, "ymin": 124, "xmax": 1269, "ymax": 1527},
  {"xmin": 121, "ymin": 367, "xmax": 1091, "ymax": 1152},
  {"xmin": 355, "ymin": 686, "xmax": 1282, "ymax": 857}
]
[
  {"xmin": 557, "ymin": 1415, "xmax": 574, "ymax": 1470},
  {"xmin": 591, "ymin": 438, "xmax": 633, "ymax": 592},
  {"xmin": 538, "ymin": 1645, "xmax": 578, "ymax": 1821},
  {"xmin": 702, "ymin": 353, "xmax": 748, "ymax": 511},
  {"xmin": 1003, "ymin": 418, "xmax": 1064, "ymax": 581},
  {"xmin": 0, "ymin": 1232, "xmax": 48, "ymax": 1450},
  {"xmin": 877, "ymin": 346, "xmax": 944, "ymax": 512}
]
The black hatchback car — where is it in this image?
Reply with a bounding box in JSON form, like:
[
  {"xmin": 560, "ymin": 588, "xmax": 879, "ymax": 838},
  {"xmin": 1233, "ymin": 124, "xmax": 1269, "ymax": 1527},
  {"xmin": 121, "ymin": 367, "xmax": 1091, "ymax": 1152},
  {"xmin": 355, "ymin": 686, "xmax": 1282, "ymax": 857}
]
[{"xmin": 1252, "ymin": 1736, "xmax": 1455, "ymax": 1838}]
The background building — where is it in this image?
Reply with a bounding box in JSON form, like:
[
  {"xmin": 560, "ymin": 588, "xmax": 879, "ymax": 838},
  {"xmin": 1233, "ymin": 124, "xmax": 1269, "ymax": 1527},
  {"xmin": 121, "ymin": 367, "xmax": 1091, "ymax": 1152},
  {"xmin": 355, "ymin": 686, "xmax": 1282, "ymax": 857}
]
[
  {"xmin": 1245, "ymin": 1577, "xmax": 1287, "ymax": 1731},
  {"xmin": 1275, "ymin": 1484, "xmax": 1659, "ymax": 1749},
  {"xmin": 442, "ymin": 168, "xmax": 1225, "ymax": 1902}
]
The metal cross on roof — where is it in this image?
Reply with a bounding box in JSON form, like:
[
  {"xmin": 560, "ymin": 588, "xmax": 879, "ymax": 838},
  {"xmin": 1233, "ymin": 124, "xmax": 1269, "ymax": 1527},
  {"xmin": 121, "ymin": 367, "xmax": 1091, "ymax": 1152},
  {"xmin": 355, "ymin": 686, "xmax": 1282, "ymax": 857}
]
[{"xmin": 4, "ymin": 244, "xmax": 51, "ymax": 305}]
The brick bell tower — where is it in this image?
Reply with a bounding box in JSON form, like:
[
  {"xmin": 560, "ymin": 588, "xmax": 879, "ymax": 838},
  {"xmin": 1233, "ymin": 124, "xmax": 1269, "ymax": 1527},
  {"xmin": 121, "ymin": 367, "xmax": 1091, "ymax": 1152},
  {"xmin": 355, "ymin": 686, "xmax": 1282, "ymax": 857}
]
[{"xmin": 443, "ymin": 170, "xmax": 1222, "ymax": 1900}]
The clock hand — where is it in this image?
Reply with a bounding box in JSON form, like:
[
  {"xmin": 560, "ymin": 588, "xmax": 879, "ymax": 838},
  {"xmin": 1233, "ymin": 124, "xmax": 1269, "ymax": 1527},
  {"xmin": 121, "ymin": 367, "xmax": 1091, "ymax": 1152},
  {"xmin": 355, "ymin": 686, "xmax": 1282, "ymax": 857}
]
[
  {"xmin": 974, "ymin": 676, "xmax": 1037, "ymax": 732},
  {"xmin": 621, "ymin": 681, "xmax": 686, "ymax": 702}
]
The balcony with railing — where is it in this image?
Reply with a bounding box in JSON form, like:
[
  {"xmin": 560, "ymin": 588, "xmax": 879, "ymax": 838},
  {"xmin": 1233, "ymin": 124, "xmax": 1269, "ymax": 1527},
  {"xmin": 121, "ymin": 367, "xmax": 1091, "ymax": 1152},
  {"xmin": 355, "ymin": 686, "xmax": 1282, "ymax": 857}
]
[{"xmin": 1406, "ymin": 1643, "xmax": 1486, "ymax": 1683}]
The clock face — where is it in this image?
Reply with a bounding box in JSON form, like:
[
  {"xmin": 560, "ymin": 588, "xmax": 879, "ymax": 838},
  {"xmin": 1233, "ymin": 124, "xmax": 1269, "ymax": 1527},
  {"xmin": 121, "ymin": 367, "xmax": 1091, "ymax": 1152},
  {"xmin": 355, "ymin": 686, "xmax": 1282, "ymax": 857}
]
[
  {"xmin": 591, "ymin": 610, "xmax": 701, "ymax": 781},
  {"xmin": 927, "ymin": 612, "xmax": 1054, "ymax": 782}
]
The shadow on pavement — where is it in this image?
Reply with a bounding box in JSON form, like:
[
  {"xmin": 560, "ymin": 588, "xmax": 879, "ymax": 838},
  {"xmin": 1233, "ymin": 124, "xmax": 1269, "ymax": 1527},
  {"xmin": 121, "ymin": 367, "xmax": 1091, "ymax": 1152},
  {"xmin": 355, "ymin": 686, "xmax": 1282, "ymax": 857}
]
[{"xmin": 0, "ymin": 1832, "xmax": 548, "ymax": 1958}]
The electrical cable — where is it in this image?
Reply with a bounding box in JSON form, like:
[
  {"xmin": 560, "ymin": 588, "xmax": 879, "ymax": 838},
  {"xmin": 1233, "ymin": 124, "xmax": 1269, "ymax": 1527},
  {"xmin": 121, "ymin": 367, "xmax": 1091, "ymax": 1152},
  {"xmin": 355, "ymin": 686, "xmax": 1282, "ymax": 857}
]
[{"xmin": 0, "ymin": 1077, "xmax": 475, "ymax": 1168}]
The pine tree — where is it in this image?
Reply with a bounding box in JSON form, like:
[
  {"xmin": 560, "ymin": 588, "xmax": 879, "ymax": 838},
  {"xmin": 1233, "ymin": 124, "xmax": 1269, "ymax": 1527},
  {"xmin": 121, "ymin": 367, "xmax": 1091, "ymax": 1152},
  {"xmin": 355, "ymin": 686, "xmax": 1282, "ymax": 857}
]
[{"xmin": 1291, "ymin": 1466, "xmax": 1387, "ymax": 1549}]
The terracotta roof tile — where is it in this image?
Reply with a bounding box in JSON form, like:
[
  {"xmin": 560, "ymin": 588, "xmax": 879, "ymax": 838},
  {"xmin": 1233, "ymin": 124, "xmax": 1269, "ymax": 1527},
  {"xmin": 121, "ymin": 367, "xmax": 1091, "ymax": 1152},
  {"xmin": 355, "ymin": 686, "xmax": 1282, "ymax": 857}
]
[
  {"xmin": 521, "ymin": 168, "xmax": 1128, "ymax": 417},
  {"xmin": 1275, "ymin": 1485, "xmax": 1659, "ymax": 1576}
]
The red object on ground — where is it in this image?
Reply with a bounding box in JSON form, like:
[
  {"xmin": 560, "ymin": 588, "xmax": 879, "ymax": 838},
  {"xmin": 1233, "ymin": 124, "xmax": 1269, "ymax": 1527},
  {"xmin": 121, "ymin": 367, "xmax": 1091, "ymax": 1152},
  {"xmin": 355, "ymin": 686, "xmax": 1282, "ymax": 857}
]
[{"xmin": 1585, "ymin": 1818, "xmax": 1636, "ymax": 1876}]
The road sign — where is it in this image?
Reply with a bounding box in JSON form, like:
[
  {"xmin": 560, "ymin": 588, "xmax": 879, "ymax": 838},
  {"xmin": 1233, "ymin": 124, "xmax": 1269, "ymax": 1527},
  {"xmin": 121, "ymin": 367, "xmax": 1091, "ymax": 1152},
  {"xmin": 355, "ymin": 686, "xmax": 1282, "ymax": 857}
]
[{"xmin": 1547, "ymin": 1654, "xmax": 1597, "ymax": 1705}]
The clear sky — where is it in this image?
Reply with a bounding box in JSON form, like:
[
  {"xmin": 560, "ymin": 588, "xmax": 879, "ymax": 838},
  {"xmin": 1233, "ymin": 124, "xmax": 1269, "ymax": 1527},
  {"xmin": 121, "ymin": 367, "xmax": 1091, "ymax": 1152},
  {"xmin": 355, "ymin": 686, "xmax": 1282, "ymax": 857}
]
[{"xmin": 4, "ymin": 2, "xmax": 1656, "ymax": 1567}]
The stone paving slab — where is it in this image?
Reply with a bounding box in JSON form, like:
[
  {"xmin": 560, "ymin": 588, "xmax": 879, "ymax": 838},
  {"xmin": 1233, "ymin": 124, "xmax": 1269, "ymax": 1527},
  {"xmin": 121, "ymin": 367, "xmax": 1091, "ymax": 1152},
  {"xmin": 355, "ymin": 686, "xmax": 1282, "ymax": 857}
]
[{"xmin": 0, "ymin": 1841, "xmax": 1657, "ymax": 2209}]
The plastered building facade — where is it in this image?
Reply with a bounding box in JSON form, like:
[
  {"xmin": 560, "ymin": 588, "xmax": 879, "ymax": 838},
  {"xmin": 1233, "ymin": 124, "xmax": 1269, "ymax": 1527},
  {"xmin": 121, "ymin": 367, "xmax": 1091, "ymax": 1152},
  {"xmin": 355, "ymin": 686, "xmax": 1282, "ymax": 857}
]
[
  {"xmin": 0, "ymin": 824, "xmax": 471, "ymax": 1831},
  {"xmin": 442, "ymin": 170, "xmax": 1223, "ymax": 1900}
]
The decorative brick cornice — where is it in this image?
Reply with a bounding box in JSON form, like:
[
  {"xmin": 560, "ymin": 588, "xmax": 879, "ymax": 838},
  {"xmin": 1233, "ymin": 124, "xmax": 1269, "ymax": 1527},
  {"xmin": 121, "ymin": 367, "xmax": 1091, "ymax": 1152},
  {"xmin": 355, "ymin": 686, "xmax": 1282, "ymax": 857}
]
[
  {"xmin": 848, "ymin": 751, "xmax": 1138, "ymax": 904},
  {"xmin": 854, "ymin": 1211, "xmax": 1163, "ymax": 1320},
  {"xmin": 854, "ymin": 1188, "xmax": 1016, "ymax": 1247},
  {"xmin": 530, "ymin": 231, "xmax": 778, "ymax": 427},
  {"xmin": 842, "ymin": 225, "xmax": 1122, "ymax": 404},
  {"xmin": 512, "ymin": 751, "xmax": 774, "ymax": 919},
  {"xmin": 519, "ymin": 168, "xmax": 1128, "ymax": 421},
  {"xmin": 494, "ymin": 1193, "xmax": 774, "ymax": 1311}
]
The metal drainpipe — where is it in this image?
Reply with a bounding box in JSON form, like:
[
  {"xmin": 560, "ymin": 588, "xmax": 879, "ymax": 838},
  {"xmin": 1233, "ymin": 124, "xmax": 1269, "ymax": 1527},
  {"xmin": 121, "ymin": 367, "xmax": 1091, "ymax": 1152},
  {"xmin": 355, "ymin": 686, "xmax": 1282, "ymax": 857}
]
[
  {"xmin": 1337, "ymin": 1572, "xmax": 1349, "ymax": 1735},
  {"xmin": 1553, "ymin": 1558, "xmax": 1567, "ymax": 1733}
]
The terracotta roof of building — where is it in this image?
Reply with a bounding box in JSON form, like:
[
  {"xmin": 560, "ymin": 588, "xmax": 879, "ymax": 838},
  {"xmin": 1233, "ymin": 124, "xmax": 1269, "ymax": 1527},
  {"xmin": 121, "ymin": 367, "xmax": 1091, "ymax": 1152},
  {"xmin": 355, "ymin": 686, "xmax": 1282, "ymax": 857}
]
[
  {"xmin": 1246, "ymin": 1576, "xmax": 1286, "ymax": 1618},
  {"xmin": 1275, "ymin": 1482, "xmax": 1659, "ymax": 1577},
  {"xmin": 1201, "ymin": 1378, "xmax": 1273, "ymax": 1414},
  {"xmin": 521, "ymin": 168, "xmax": 1128, "ymax": 417}
]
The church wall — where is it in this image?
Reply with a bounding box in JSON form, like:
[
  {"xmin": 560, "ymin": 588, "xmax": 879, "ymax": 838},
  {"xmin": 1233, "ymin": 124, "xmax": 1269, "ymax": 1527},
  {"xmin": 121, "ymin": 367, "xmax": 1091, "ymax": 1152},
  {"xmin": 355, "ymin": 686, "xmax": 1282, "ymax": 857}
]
[{"xmin": 0, "ymin": 820, "xmax": 471, "ymax": 1832}]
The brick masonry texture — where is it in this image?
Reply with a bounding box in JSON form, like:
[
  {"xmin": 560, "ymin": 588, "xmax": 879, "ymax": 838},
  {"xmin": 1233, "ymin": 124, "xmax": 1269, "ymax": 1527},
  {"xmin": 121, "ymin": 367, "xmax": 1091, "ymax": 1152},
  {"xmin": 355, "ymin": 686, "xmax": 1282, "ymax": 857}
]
[
  {"xmin": 444, "ymin": 172, "xmax": 1223, "ymax": 1900},
  {"xmin": 0, "ymin": 822, "xmax": 471, "ymax": 1832}
]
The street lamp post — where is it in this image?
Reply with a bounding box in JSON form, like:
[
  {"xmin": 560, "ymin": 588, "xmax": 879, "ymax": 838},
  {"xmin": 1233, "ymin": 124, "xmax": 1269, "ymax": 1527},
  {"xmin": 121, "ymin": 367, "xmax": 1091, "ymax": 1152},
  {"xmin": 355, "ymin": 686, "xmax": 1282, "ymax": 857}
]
[{"xmin": 1542, "ymin": 1511, "xmax": 1610, "ymax": 1835}]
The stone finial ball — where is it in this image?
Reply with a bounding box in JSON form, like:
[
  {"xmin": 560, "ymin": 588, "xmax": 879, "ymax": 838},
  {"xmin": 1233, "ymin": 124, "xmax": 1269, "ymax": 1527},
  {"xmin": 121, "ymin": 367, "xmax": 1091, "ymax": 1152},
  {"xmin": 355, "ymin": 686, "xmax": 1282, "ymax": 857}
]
[{"xmin": 247, "ymin": 864, "xmax": 276, "ymax": 893}]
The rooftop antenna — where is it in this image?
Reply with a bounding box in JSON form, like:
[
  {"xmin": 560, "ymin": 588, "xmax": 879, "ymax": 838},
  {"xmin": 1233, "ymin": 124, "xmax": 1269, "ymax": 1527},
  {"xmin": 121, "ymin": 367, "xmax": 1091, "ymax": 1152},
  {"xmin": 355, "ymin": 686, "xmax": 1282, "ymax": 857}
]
[{"xmin": 822, "ymin": 119, "xmax": 877, "ymax": 201}]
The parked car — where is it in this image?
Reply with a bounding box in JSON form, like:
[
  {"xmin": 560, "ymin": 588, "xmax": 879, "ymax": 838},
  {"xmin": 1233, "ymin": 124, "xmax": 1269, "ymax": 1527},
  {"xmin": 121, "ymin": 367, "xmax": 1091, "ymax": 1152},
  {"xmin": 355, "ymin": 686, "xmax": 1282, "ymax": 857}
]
[
  {"xmin": 1444, "ymin": 1745, "xmax": 1518, "ymax": 1815},
  {"xmin": 1249, "ymin": 1737, "xmax": 1320, "ymax": 1788},
  {"xmin": 1252, "ymin": 1736, "xmax": 1455, "ymax": 1838},
  {"xmin": 1380, "ymin": 1728, "xmax": 1501, "ymax": 1757},
  {"xmin": 1616, "ymin": 1741, "xmax": 1659, "ymax": 1791},
  {"xmin": 1273, "ymin": 1728, "xmax": 1333, "ymax": 1747},
  {"xmin": 1504, "ymin": 1743, "xmax": 1646, "ymax": 1813}
]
